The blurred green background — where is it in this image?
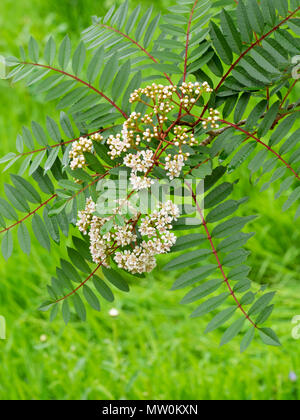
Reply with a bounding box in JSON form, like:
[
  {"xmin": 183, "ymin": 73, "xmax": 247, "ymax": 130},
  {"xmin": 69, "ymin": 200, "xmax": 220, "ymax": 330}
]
[{"xmin": 0, "ymin": 0, "xmax": 300, "ymax": 400}]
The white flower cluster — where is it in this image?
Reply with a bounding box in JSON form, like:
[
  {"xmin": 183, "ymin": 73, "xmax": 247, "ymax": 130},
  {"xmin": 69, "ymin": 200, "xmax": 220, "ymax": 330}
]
[
  {"xmin": 114, "ymin": 201, "xmax": 179, "ymax": 274},
  {"xmin": 77, "ymin": 197, "xmax": 138, "ymax": 267},
  {"xmin": 69, "ymin": 133, "xmax": 103, "ymax": 170},
  {"xmin": 202, "ymin": 108, "xmax": 221, "ymax": 130},
  {"xmin": 165, "ymin": 152, "xmax": 189, "ymax": 180},
  {"xmin": 77, "ymin": 198, "xmax": 180, "ymax": 274},
  {"xmin": 123, "ymin": 150, "xmax": 155, "ymax": 191}
]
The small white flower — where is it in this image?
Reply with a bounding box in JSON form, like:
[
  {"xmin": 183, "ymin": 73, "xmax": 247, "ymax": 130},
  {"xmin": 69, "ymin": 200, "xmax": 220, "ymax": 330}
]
[{"xmin": 109, "ymin": 308, "xmax": 120, "ymax": 317}]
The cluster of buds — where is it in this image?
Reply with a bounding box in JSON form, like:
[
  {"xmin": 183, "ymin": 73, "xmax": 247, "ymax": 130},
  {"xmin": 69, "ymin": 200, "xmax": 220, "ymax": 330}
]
[
  {"xmin": 69, "ymin": 133, "xmax": 103, "ymax": 170},
  {"xmin": 202, "ymin": 108, "xmax": 221, "ymax": 130},
  {"xmin": 179, "ymin": 81, "xmax": 213, "ymax": 108},
  {"xmin": 164, "ymin": 152, "xmax": 190, "ymax": 180},
  {"xmin": 114, "ymin": 201, "xmax": 179, "ymax": 274},
  {"xmin": 130, "ymin": 83, "xmax": 177, "ymax": 103},
  {"xmin": 173, "ymin": 126, "xmax": 197, "ymax": 147}
]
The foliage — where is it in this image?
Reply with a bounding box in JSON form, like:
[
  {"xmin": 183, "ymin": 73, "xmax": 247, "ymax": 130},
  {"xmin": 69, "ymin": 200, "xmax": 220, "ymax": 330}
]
[{"xmin": 1, "ymin": 0, "xmax": 300, "ymax": 351}]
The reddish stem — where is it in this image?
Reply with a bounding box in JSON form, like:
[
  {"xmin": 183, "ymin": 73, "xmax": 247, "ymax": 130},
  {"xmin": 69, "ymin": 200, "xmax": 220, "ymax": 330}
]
[
  {"xmin": 0, "ymin": 194, "xmax": 57, "ymax": 234},
  {"xmin": 185, "ymin": 182, "xmax": 257, "ymax": 328},
  {"xmin": 22, "ymin": 62, "xmax": 128, "ymax": 119},
  {"xmin": 220, "ymin": 118, "xmax": 300, "ymax": 181},
  {"xmin": 200, "ymin": 7, "xmax": 300, "ymax": 119},
  {"xmin": 183, "ymin": 0, "xmax": 199, "ymax": 83},
  {"xmin": 19, "ymin": 127, "xmax": 113, "ymax": 157}
]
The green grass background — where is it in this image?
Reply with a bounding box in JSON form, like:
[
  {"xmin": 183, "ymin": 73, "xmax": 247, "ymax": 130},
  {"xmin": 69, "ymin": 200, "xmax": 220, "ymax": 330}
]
[{"xmin": 0, "ymin": 0, "xmax": 300, "ymax": 400}]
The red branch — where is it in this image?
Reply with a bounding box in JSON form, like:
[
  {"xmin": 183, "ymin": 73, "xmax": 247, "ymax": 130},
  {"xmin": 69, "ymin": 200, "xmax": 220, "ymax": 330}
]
[
  {"xmin": 99, "ymin": 23, "xmax": 178, "ymax": 92},
  {"xmin": 200, "ymin": 6, "xmax": 300, "ymax": 119},
  {"xmin": 220, "ymin": 119, "xmax": 300, "ymax": 181},
  {"xmin": 0, "ymin": 194, "xmax": 57, "ymax": 234},
  {"xmin": 185, "ymin": 182, "xmax": 257, "ymax": 328},
  {"xmin": 19, "ymin": 127, "xmax": 113, "ymax": 157},
  {"xmin": 21, "ymin": 62, "xmax": 128, "ymax": 119},
  {"xmin": 183, "ymin": 0, "xmax": 198, "ymax": 82},
  {"xmin": 55, "ymin": 261, "xmax": 104, "ymax": 303},
  {"xmin": 214, "ymin": 7, "xmax": 300, "ymax": 93}
]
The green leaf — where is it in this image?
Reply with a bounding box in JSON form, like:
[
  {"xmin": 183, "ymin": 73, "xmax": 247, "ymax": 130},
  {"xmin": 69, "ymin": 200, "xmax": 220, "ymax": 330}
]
[
  {"xmin": 17, "ymin": 223, "xmax": 31, "ymax": 255},
  {"xmin": 171, "ymin": 265, "xmax": 217, "ymax": 290},
  {"xmin": 67, "ymin": 247, "xmax": 90, "ymax": 273},
  {"xmin": 22, "ymin": 126, "xmax": 35, "ymax": 150},
  {"xmin": 84, "ymin": 152, "xmax": 106, "ymax": 174},
  {"xmin": 60, "ymin": 111, "xmax": 74, "ymax": 138},
  {"xmin": 220, "ymin": 9, "xmax": 242, "ymax": 54},
  {"xmin": 58, "ymin": 35, "xmax": 71, "ymax": 70},
  {"xmin": 46, "ymin": 116, "xmax": 61, "ymax": 142},
  {"xmin": 259, "ymin": 328, "xmax": 281, "ymax": 347},
  {"xmin": 247, "ymin": 0, "xmax": 265, "ymax": 34},
  {"xmin": 32, "ymin": 214, "xmax": 50, "ymax": 251},
  {"xmin": 171, "ymin": 233, "xmax": 206, "ymax": 252},
  {"xmin": 228, "ymin": 142, "xmax": 256, "ymax": 173},
  {"xmin": 164, "ymin": 249, "xmax": 211, "ymax": 271},
  {"xmin": 44, "ymin": 147, "xmax": 60, "ymax": 173},
  {"xmin": 282, "ymin": 187, "xmax": 300, "ymax": 212},
  {"xmin": 220, "ymin": 317, "xmax": 245, "ymax": 346},
  {"xmin": 210, "ymin": 21, "xmax": 233, "ymax": 65},
  {"xmin": 87, "ymin": 46, "xmax": 104, "ymax": 84},
  {"xmin": 28, "ymin": 36, "xmax": 39, "ymax": 62},
  {"xmin": 244, "ymin": 100, "xmax": 268, "ymax": 131},
  {"xmin": 144, "ymin": 13, "xmax": 161, "ymax": 48},
  {"xmin": 217, "ymin": 232, "xmax": 254, "ymax": 253},
  {"xmin": 236, "ymin": 0, "xmax": 253, "ymax": 44},
  {"xmin": 256, "ymin": 305, "xmax": 274, "ymax": 325},
  {"xmin": 112, "ymin": 59, "xmax": 131, "ymax": 101},
  {"xmin": 0, "ymin": 153, "xmax": 17, "ymax": 165},
  {"xmin": 135, "ymin": 6, "xmax": 153, "ymax": 42},
  {"xmin": 0, "ymin": 198, "xmax": 18, "ymax": 221},
  {"xmin": 29, "ymin": 151, "xmax": 46, "ymax": 176},
  {"xmin": 93, "ymin": 275, "xmax": 114, "ymax": 302},
  {"xmin": 191, "ymin": 293, "xmax": 229, "ymax": 318},
  {"xmin": 206, "ymin": 199, "xmax": 241, "ymax": 223},
  {"xmin": 31, "ymin": 121, "xmax": 48, "ymax": 146},
  {"xmin": 205, "ymin": 306, "xmax": 236, "ymax": 333},
  {"xmin": 4, "ymin": 183, "xmax": 30, "ymax": 213},
  {"xmin": 248, "ymin": 292, "xmax": 276, "ymax": 316},
  {"xmin": 223, "ymin": 249, "xmax": 250, "ymax": 267},
  {"xmin": 1, "ymin": 230, "xmax": 13, "ymax": 260},
  {"xmin": 234, "ymin": 92, "xmax": 251, "ymax": 123},
  {"xmin": 204, "ymin": 182, "xmax": 233, "ymax": 208},
  {"xmin": 125, "ymin": 5, "xmax": 141, "ymax": 34},
  {"xmin": 44, "ymin": 36, "xmax": 56, "ymax": 65},
  {"xmin": 204, "ymin": 166, "xmax": 227, "ymax": 192},
  {"xmin": 62, "ymin": 300, "xmax": 71, "ymax": 325},
  {"xmin": 257, "ymin": 101, "xmax": 280, "ymax": 138},
  {"xmin": 83, "ymin": 285, "xmax": 100, "ymax": 311},
  {"xmin": 72, "ymin": 41, "xmax": 86, "ymax": 76},
  {"xmin": 270, "ymin": 114, "xmax": 298, "ymax": 147},
  {"xmin": 181, "ymin": 279, "xmax": 223, "ymax": 305},
  {"xmin": 32, "ymin": 166, "xmax": 55, "ymax": 194},
  {"xmin": 102, "ymin": 267, "xmax": 130, "ymax": 292},
  {"xmin": 73, "ymin": 293, "xmax": 86, "ymax": 321},
  {"xmin": 240, "ymin": 327, "xmax": 255, "ymax": 353},
  {"xmin": 61, "ymin": 258, "xmax": 81, "ymax": 284},
  {"xmin": 99, "ymin": 55, "xmax": 118, "ymax": 91}
]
